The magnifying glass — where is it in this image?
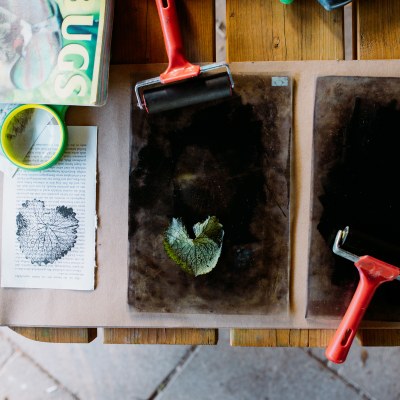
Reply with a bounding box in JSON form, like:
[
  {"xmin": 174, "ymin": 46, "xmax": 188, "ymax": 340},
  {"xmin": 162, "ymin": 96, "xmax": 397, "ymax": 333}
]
[{"xmin": 0, "ymin": 104, "xmax": 68, "ymax": 171}]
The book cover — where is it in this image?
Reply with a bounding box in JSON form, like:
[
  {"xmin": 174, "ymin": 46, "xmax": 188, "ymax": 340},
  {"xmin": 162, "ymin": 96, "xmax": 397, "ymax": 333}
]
[{"xmin": 0, "ymin": 0, "xmax": 114, "ymax": 106}]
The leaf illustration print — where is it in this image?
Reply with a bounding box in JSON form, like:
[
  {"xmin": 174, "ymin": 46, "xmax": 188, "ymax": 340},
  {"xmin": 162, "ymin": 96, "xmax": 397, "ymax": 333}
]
[{"xmin": 16, "ymin": 199, "xmax": 79, "ymax": 265}]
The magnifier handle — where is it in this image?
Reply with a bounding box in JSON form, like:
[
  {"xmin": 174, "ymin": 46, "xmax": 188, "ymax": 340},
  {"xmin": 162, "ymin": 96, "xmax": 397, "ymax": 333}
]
[{"xmin": 51, "ymin": 105, "xmax": 68, "ymax": 120}]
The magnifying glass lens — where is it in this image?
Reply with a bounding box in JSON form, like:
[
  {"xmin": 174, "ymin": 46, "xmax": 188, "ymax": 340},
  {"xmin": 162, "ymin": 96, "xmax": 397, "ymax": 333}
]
[{"xmin": 3, "ymin": 106, "xmax": 62, "ymax": 168}]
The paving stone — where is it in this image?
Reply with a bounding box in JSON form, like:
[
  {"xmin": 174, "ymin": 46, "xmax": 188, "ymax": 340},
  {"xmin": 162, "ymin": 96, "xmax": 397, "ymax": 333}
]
[
  {"xmin": 1, "ymin": 327, "xmax": 191, "ymax": 400},
  {"xmin": 157, "ymin": 342, "xmax": 364, "ymax": 400},
  {"xmin": 311, "ymin": 342, "xmax": 400, "ymax": 400},
  {"xmin": 0, "ymin": 353, "xmax": 75, "ymax": 400}
]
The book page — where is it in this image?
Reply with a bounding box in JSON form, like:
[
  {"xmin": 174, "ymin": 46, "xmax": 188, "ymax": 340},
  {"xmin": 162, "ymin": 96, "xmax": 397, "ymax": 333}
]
[
  {"xmin": 0, "ymin": 150, "xmax": 17, "ymax": 177},
  {"xmin": 0, "ymin": 126, "xmax": 97, "ymax": 290}
]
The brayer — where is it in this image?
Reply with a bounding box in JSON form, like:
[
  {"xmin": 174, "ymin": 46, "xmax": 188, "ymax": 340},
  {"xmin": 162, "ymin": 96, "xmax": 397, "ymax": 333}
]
[
  {"xmin": 325, "ymin": 226, "xmax": 400, "ymax": 364},
  {"xmin": 134, "ymin": 0, "xmax": 234, "ymax": 114}
]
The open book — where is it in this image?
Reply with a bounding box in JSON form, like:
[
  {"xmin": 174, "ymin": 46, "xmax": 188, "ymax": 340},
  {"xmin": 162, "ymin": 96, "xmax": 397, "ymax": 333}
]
[{"xmin": 0, "ymin": 0, "xmax": 114, "ymax": 106}]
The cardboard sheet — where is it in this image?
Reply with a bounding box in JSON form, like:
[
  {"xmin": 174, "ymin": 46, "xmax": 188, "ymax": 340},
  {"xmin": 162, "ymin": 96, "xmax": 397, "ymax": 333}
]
[{"xmin": 2, "ymin": 61, "xmax": 400, "ymax": 328}]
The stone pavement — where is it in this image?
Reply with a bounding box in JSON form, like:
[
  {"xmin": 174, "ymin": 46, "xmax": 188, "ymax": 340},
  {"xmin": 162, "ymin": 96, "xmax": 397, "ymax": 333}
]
[{"xmin": 1, "ymin": 327, "xmax": 400, "ymax": 400}]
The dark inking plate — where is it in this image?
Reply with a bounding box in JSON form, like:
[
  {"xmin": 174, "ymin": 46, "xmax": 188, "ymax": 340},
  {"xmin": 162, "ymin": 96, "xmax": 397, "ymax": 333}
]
[
  {"xmin": 308, "ymin": 76, "xmax": 400, "ymax": 321},
  {"xmin": 128, "ymin": 74, "xmax": 292, "ymax": 315}
]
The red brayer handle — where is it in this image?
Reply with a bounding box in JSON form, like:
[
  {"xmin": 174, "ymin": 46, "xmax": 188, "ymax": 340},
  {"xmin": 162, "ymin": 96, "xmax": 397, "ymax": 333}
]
[
  {"xmin": 326, "ymin": 255, "xmax": 400, "ymax": 364},
  {"xmin": 155, "ymin": 0, "xmax": 200, "ymax": 84}
]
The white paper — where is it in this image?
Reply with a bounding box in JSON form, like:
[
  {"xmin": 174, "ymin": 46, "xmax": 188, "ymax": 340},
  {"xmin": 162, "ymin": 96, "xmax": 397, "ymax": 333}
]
[
  {"xmin": 0, "ymin": 126, "xmax": 97, "ymax": 290},
  {"xmin": 0, "ymin": 149, "xmax": 17, "ymax": 177}
]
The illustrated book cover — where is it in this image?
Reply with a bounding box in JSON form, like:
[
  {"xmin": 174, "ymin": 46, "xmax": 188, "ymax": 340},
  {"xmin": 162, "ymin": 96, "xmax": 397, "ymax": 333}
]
[{"xmin": 0, "ymin": 0, "xmax": 114, "ymax": 106}]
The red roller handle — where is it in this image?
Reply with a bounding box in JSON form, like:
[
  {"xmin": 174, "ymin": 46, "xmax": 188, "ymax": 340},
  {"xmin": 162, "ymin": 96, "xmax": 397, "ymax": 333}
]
[
  {"xmin": 326, "ymin": 255, "xmax": 400, "ymax": 364},
  {"xmin": 155, "ymin": 0, "xmax": 200, "ymax": 83}
]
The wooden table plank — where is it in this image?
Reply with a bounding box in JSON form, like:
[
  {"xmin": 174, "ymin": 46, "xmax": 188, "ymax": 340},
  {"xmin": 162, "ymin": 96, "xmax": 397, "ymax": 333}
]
[
  {"xmin": 111, "ymin": 0, "xmax": 215, "ymax": 64},
  {"xmin": 231, "ymin": 329, "xmax": 336, "ymax": 347},
  {"xmin": 355, "ymin": 0, "xmax": 400, "ymax": 59},
  {"xmin": 106, "ymin": 0, "xmax": 218, "ymax": 345},
  {"xmin": 231, "ymin": 328, "xmax": 400, "ymax": 347},
  {"xmin": 226, "ymin": 0, "xmax": 344, "ymax": 61},
  {"xmin": 11, "ymin": 327, "xmax": 97, "ymax": 343},
  {"xmin": 104, "ymin": 328, "xmax": 218, "ymax": 345},
  {"xmin": 356, "ymin": 329, "xmax": 400, "ymax": 346}
]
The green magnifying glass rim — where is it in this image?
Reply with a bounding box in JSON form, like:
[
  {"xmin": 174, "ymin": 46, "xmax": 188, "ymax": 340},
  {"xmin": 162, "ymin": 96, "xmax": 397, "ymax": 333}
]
[{"xmin": 0, "ymin": 104, "xmax": 68, "ymax": 171}]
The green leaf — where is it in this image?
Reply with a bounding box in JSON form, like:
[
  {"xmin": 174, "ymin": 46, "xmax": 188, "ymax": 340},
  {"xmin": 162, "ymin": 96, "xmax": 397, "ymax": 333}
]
[{"xmin": 163, "ymin": 216, "xmax": 224, "ymax": 277}]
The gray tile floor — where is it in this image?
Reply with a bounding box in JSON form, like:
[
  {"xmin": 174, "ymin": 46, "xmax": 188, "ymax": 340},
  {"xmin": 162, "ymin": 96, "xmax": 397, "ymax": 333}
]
[
  {"xmin": 1, "ymin": 3, "xmax": 398, "ymax": 400},
  {"xmin": 1, "ymin": 327, "xmax": 400, "ymax": 400}
]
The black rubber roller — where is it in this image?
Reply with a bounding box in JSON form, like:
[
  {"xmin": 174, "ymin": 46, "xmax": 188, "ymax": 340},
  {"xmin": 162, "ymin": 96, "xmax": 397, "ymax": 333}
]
[
  {"xmin": 143, "ymin": 72, "xmax": 232, "ymax": 114},
  {"xmin": 341, "ymin": 227, "xmax": 400, "ymax": 266}
]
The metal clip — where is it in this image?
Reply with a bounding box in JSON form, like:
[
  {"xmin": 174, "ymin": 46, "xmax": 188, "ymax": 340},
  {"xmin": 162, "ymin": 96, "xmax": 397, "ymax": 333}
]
[{"xmin": 332, "ymin": 227, "xmax": 359, "ymax": 263}]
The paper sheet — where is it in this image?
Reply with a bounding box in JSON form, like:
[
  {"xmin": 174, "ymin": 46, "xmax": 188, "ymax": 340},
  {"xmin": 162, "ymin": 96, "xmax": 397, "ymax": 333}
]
[
  {"xmin": 0, "ymin": 149, "xmax": 17, "ymax": 177},
  {"xmin": 0, "ymin": 126, "xmax": 97, "ymax": 290}
]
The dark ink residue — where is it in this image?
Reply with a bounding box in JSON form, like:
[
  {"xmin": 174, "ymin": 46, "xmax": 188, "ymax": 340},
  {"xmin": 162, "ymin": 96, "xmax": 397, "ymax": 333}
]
[
  {"xmin": 128, "ymin": 74, "xmax": 292, "ymax": 315},
  {"xmin": 55, "ymin": 205, "xmax": 77, "ymax": 220},
  {"xmin": 319, "ymin": 98, "xmax": 400, "ymax": 284},
  {"xmin": 308, "ymin": 76, "xmax": 400, "ymax": 320},
  {"xmin": 168, "ymin": 100, "xmax": 265, "ymax": 243}
]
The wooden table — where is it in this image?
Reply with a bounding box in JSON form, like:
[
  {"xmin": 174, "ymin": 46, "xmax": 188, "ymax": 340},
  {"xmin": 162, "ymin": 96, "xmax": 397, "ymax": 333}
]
[{"xmin": 10, "ymin": 0, "xmax": 400, "ymax": 346}]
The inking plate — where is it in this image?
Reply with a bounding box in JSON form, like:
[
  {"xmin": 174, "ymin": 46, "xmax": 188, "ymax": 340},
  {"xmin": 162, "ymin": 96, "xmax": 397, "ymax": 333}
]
[{"xmin": 128, "ymin": 74, "xmax": 292, "ymax": 315}]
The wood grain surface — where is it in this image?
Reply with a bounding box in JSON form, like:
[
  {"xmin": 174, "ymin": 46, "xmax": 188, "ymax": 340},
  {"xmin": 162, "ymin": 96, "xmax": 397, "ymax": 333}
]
[
  {"xmin": 355, "ymin": 0, "xmax": 400, "ymax": 60},
  {"xmin": 231, "ymin": 329, "xmax": 336, "ymax": 347},
  {"xmin": 104, "ymin": 328, "xmax": 218, "ymax": 345},
  {"xmin": 231, "ymin": 328, "xmax": 400, "ymax": 347},
  {"xmin": 111, "ymin": 0, "xmax": 215, "ymax": 64},
  {"xmin": 11, "ymin": 327, "xmax": 97, "ymax": 343},
  {"xmin": 226, "ymin": 0, "xmax": 344, "ymax": 61},
  {"xmin": 356, "ymin": 329, "xmax": 400, "ymax": 346}
]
